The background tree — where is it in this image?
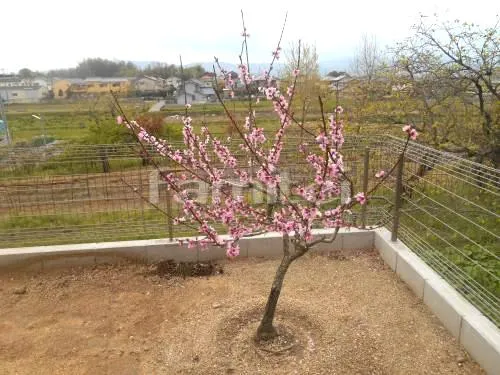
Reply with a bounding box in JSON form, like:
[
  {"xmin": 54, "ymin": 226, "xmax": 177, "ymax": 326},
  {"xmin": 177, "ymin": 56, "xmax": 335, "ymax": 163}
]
[
  {"xmin": 48, "ymin": 58, "xmax": 139, "ymax": 78},
  {"xmin": 282, "ymin": 42, "xmax": 325, "ymax": 132},
  {"xmin": 351, "ymin": 33, "xmax": 383, "ymax": 83},
  {"xmin": 76, "ymin": 58, "xmax": 135, "ymax": 78},
  {"xmin": 85, "ymin": 108, "xmax": 134, "ymax": 172},
  {"xmin": 46, "ymin": 60, "xmax": 205, "ymax": 80},
  {"xmin": 18, "ymin": 68, "xmax": 34, "ymax": 79},
  {"xmin": 182, "ymin": 64, "xmax": 206, "ymax": 80},
  {"xmin": 143, "ymin": 63, "xmax": 179, "ymax": 78},
  {"xmin": 391, "ymin": 15, "xmax": 499, "ymax": 166},
  {"xmin": 347, "ymin": 34, "xmax": 389, "ymax": 131}
]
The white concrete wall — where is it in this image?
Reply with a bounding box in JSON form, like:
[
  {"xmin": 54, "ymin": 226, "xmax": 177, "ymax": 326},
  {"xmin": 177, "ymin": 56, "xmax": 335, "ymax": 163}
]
[
  {"xmin": 0, "ymin": 228, "xmax": 374, "ymax": 270},
  {"xmin": 375, "ymin": 228, "xmax": 500, "ymax": 375}
]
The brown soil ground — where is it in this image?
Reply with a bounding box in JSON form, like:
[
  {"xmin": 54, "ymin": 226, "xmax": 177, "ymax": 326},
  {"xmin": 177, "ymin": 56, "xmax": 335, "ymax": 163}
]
[{"xmin": 0, "ymin": 251, "xmax": 484, "ymax": 375}]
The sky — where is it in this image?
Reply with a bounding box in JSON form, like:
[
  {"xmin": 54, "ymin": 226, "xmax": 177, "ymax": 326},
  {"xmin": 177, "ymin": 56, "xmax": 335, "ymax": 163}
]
[{"xmin": 2, "ymin": 0, "xmax": 498, "ymax": 73}]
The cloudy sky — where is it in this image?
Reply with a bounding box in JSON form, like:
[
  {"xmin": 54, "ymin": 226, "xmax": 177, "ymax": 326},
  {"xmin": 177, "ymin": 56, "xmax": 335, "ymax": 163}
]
[{"xmin": 2, "ymin": 0, "xmax": 498, "ymax": 73}]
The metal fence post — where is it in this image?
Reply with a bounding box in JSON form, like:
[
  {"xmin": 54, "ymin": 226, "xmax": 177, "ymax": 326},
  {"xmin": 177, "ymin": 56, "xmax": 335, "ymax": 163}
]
[
  {"xmin": 391, "ymin": 156, "xmax": 404, "ymax": 241},
  {"xmin": 361, "ymin": 147, "xmax": 370, "ymax": 229},
  {"xmin": 166, "ymin": 189, "xmax": 174, "ymax": 241}
]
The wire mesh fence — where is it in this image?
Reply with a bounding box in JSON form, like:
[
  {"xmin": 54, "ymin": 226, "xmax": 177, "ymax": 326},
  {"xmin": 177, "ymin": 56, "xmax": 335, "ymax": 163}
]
[{"xmin": 0, "ymin": 134, "xmax": 499, "ymax": 325}]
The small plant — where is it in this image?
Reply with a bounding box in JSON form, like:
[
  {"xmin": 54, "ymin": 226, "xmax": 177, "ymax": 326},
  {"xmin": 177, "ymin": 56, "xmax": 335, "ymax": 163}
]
[{"xmin": 31, "ymin": 135, "xmax": 55, "ymax": 147}]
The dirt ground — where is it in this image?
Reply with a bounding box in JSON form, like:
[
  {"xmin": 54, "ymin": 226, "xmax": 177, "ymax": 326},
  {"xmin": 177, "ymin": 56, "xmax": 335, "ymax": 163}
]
[{"xmin": 0, "ymin": 251, "xmax": 484, "ymax": 375}]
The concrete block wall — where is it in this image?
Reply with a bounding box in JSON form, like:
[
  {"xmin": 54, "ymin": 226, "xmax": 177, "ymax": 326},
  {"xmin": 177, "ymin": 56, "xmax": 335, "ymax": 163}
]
[
  {"xmin": 0, "ymin": 228, "xmax": 374, "ymax": 270},
  {"xmin": 375, "ymin": 228, "xmax": 500, "ymax": 375}
]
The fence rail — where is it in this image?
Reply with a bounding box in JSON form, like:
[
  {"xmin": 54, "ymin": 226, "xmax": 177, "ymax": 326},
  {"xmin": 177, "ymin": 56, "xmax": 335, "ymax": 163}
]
[{"xmin": 0, "ymin": 134, "xmax": 499, "ymax": 326}]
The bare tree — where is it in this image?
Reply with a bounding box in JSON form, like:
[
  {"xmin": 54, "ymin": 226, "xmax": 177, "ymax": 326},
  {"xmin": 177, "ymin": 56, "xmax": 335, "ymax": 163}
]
[
  {"xmin": 282, "ymin": 42, "xmax": 325, "ymax": 135},
  {"xmin": 351, "ymin": 33, "xmax": 382, "ymax": 82}
]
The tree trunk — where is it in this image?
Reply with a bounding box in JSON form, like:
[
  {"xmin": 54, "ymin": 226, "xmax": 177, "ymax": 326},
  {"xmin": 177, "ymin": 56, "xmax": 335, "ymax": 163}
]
[
  {"xmin": 256, "ymin": 251, "xmax": 293, "ymax": 341},
  {"xmin": 255, "ymin": 235, "xmax": 309, "ymax": 341}
]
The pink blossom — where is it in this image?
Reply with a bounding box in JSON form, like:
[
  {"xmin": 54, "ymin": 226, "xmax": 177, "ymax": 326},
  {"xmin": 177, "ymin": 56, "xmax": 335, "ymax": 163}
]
[
  {"xmin": 375, "ymin": 170, "xmax": 386, "ymax": 178},
  {"xmin": 402, "ymin": 125, "xmax": 418, "ymax": 140},
  {"xmin": 409, "ymin": 129, "xmax": 418, "ymax": 140},
  {"xmin": 315, "ymin": 133, "xmax": 329, "ymax": 151},
  {"xmin": 272, "ymin": 48, "xmax": 281, "ymax": 59},
  {"xmin": 293, "ymin": 69, "xmax": 300, "ymax": 77},
  {"xmin": 355, "ymin": 192, "xmax": 367, "ymax": 205},
  {"xmin": 226, "ymin": 242, "xmax": 240, "ymax": 257},
  {"xmin": 116, "ymin": 116, "xmax": 123, "ymax": 124},
  {"xmin": 238, "ymin": 64, "xmax": 252, "ymax": 85},
  {"xmin": 185, "ymin": 104, "xmax": 192, "ymax": 109}
]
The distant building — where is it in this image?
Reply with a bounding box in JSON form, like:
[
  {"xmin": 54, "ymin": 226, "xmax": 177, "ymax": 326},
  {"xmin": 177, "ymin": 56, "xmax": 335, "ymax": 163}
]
[
  {"xmin": 322, "ymin": 74, "xmax": 351, "ymax": 92},
  {"xmin": 0, "ymin": 75, "xmax": 48, "ymax": 103},
  {"xmin": 135, "ymin": 76, "xmax": 166, "ymax": 92},
  {"xmin": 52, "ymin": 77, "xmax": 131, "ymax": 99},
  {"xmin": 86, "ymin": 77, "xmax": 130, "ymax": 96},
  {"xmin": 200, "ymin": 72, "xmax": 216, "ymax": 83},
  {"xmin": 134, "ymin": 76, "xmax": 177, "ymax": 98},
  {"xmin": 253, "ymin": 74, "xmax": 280, "ymax": 89},
  {"xmin": 176, "ymin": 79, "xmax": 215, "ymax": 104},
  {"xmin": 165, "ymin": 76, "xmax": 182, "ymax": 88}
]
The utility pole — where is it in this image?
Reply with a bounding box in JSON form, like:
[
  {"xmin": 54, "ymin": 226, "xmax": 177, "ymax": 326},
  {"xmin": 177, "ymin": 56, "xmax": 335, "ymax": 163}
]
[{"xmin": 0, "ymin": 95, "xmax": 12, "ymax": 145}]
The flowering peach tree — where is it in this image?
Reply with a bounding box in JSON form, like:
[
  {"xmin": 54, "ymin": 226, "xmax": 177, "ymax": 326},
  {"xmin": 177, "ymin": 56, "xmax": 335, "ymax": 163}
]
[{"xmin": 114, "ymin": 16, "xmax": 416, "ymax": 341}]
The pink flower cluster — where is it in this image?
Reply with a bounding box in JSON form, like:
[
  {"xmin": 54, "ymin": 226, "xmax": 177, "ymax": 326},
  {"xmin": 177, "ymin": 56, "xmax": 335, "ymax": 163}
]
[
  {"xmin": 246, "ymin": 127, "xmax": 266, "ymax": 146},
  {"xmin": 238, "ymin": 64, "xmax": 252, "ymax": 85},
  {"xmin": 403, "ymin": 125, "xmax": 418, "ymax": 140},
  {"xmin": 329, "ymin": 110, "xmax": 345, "ymax": 149},
  {"xmin": 219, "ymin": 67, "xmax": 235, "ymax": 98},
  {"xmin": 272, "ymin": 47, "xmax": 282, "ymax": 59},
  {"xmin": 227, "ymin": 242, "xmax": 240, "ymax": 257},
  {"xmin": 355, "ymin": 192, "xmax": 367, "ymax": 205}
]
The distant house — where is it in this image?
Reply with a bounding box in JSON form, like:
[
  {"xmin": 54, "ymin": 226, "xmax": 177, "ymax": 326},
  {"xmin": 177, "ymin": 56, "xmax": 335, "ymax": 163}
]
[
  {"xmin": 135, "ymin": 76, "xmax": 166, "ymax": 92},
  {"xmin": 322, "ymin": 74, "xmax": 351, "ymax": 92},
  {"xmin": 134, "ymin": 76, "xmax": 177, "ymax": 99},
  {"xmin": 52, "ymin": 79, "xmax": 84, "ymax": 99},
  {"xmin": 86, "ymin": 77, "xmax": 131, "ymax": 96},
  {"xmin": 165, "ymin": 76, "xmax": 182, "ymax": 88},
  {"xmin": 176, "ymin": 79, "xmax": 215, "ymax": 104},
  {"xmin": 200, "ymin": 72, "xmax": 216, "ymax": 83},
  {"xmin": 253, "ymin": 74, "xmax": 279, "ymax": 89},
  {"xmin": 52, "ymin": 77, "xmax": 131, "ymax": 99},
  {"xmin": 0, "ymin": 75, "xmax": 48, "ymax": 103}
]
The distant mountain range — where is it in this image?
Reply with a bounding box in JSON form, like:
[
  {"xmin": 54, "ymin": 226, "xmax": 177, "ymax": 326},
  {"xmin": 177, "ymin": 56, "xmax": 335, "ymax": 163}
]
[{"xmin": 133, "ymin": 57, "xmax": 351, "ymax": 76}]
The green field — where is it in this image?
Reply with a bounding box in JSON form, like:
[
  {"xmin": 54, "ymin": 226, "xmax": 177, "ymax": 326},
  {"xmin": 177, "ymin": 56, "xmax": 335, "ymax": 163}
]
[{"xmin": 3, "ymin": 97, "xmax": 404, "ymax": 145}]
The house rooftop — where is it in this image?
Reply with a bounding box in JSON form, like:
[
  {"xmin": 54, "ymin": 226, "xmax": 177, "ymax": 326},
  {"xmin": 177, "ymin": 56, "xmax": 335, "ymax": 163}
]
[
  {"xmin": 85, "ymin": 77, "xmax": 130, "ymax": 83},
  {"xmin": 322, "ymin": 75, "xmax": 350, "ymax": 82}
]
